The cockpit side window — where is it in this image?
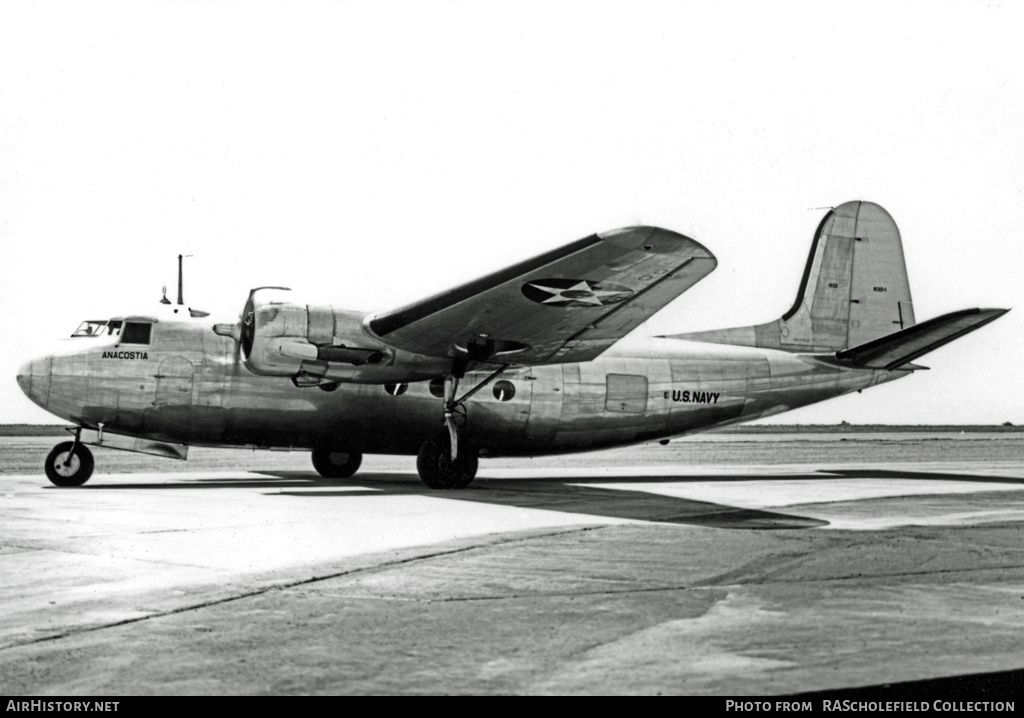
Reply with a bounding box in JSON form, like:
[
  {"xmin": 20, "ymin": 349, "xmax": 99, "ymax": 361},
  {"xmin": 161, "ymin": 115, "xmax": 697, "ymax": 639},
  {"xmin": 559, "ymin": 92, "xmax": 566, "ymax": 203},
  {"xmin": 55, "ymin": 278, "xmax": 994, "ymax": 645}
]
[
  {"xmin": 71, "ymin": 320, "xmax": 108, "ymax": 338},
  {"xmin": 121, "ymin": 322, "xmax": 152, "ymax": 345},
  {"xmin": 106, "ymin": 320, "xmax": 122, "ymax": 336}
]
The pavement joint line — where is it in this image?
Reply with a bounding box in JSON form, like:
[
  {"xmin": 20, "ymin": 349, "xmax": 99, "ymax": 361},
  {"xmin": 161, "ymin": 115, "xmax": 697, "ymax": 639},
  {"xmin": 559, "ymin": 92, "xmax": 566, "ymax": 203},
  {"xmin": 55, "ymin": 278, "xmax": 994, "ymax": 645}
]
[
  {"xmin": 0, "ymin": 524, "xmax": 604, "ymax": 653},
  {"xmin": 311, "ymin": 583, "xmax": 705, "ymax": 604},
  {"xmin": 434, "ymin": 583, "xmax": 698, "ymax": 602},
  {"xmin": 701, "ymin": 562, "xmax": 1024, "ymax": 587}
]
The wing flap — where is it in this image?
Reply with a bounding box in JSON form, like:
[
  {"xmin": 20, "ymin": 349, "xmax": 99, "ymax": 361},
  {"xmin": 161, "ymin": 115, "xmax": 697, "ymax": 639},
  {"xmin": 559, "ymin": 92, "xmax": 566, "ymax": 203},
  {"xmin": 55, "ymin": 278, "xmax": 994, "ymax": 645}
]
[
  {"xmin": 834, "ymin": 308, "xmax": 1008, "ymax": 370},
  {"xmin": 368, "ymin": 227, "xmax": 716, "ymax": 364}
]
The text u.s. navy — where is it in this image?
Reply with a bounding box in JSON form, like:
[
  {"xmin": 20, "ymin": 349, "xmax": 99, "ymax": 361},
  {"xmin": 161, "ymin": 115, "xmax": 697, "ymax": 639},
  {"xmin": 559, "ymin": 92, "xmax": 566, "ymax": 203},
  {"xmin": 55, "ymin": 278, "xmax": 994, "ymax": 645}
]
[
  {"xmin": 16, "ymin": 201, "xmax": 1008, "ymax": 488},
  {"xmin": 669, "ymin": 389, "xmax": 720, "ymax": 404}
]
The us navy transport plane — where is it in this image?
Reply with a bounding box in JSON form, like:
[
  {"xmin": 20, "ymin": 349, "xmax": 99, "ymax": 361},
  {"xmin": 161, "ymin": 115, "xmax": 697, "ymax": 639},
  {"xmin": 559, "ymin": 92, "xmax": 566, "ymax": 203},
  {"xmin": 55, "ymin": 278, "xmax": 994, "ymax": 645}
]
[{"xmin": 17, "ymin": 201, "xmax": 1008, "ymax": 489}]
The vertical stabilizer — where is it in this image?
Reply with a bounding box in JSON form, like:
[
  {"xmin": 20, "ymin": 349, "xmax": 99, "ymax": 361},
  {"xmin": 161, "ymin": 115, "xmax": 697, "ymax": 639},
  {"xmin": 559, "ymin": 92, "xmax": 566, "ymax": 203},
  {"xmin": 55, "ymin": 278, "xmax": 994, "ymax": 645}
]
[{"xmin": 666, "ymin": 201, "xmax": 915, "ymax": 352}]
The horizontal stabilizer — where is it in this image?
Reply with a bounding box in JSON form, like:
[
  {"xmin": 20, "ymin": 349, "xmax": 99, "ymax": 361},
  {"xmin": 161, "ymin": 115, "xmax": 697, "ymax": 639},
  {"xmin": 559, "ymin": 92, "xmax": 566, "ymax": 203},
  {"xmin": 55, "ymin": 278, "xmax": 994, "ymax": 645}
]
[{"xmin": 833, "ymin": 308, "xmax": 1008, "ymax": 370}]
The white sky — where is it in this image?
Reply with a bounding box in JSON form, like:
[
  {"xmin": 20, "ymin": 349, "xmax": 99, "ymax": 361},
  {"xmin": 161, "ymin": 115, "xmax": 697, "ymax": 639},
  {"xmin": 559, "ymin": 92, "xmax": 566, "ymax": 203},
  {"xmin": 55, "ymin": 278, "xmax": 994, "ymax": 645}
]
[{"xmin": 1, "ymin": 0, "xmax": 1022, "ymax": 425}]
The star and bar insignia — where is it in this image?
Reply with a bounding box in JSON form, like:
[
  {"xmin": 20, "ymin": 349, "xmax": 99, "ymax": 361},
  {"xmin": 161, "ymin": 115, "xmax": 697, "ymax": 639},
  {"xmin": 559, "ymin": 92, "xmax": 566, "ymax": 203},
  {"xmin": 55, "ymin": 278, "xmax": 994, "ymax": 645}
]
[{"xmin": 521, "ymin": 279, "xmax": 634, "ymax": 308}]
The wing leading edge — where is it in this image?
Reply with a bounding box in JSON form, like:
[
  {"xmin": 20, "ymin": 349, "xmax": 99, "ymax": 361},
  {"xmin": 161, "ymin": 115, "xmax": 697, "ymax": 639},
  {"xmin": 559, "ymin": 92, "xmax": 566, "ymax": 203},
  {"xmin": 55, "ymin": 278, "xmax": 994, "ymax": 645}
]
[{"xmin": 368, "ymin": 227, "xmax": 717, "ymax": 365}]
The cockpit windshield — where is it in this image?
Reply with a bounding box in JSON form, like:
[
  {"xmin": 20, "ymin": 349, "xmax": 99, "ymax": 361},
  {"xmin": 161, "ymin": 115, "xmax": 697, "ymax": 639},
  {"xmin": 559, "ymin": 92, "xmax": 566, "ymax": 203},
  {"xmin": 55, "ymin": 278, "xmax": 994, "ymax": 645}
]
[{"xmin": 71, "ymin": 320, "xmax": 122, "ymax": 338}]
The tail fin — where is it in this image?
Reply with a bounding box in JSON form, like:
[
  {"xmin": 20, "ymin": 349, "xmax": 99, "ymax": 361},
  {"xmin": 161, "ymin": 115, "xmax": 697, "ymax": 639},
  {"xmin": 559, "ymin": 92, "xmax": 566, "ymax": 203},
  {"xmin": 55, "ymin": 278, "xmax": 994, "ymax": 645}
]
[{"xmin": 667, "ymin": 200, "xmax": 915, "ymax": 351}]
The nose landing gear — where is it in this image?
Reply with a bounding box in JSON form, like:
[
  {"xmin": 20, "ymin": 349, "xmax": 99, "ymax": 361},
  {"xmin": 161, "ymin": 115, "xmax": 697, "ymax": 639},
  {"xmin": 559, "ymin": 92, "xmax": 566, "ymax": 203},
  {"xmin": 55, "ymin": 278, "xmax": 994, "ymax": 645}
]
[{"xmin": 44, "ymin": 431, "xmax": 95, "ymax": 487}]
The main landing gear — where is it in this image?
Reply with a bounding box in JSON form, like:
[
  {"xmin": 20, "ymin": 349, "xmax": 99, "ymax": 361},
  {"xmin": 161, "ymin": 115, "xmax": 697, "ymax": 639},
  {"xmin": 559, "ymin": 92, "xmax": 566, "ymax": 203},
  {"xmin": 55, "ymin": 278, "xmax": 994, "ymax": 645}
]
[
  {"xmin": 415, "ymin": 359, "xmax": 505, "ymax": 490},
  {"xmin": 44, "ymin": 431, "xmax": 95, "ymax": 487},
  {"xmin": 417, "ymin": 432, "xmax": 478, "ymax": 489}
]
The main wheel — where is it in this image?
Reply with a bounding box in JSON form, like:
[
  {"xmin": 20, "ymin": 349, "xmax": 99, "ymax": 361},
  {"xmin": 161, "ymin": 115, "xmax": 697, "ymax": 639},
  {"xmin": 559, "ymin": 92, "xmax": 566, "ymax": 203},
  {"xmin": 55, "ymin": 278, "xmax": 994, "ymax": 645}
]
[
  {"xmin": 416, "ymin": 433, "xmax": 478, "ymax": 489},
  {"xmin": 44, "ymin": 442, "xmax": 95, "ymax": 487},
  {"xmin": 311, "ymin": 449, "xmax": 362, "ymax": 478}
]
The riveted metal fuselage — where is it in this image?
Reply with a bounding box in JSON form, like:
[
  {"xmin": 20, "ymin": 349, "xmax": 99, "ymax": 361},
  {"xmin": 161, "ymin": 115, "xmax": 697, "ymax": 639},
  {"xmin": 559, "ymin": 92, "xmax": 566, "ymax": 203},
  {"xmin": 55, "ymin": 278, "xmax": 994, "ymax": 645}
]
[{"xmin": 17, "ymin": 318, "xmax": 904, "ymax": 457}]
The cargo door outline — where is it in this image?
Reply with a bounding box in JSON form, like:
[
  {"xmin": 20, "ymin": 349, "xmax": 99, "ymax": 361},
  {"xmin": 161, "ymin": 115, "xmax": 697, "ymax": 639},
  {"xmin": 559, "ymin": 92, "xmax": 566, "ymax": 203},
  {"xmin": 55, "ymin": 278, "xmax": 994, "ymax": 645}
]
[{"xmin": 605, "ymin": 373, "xmax": 648, "ymax": 413}]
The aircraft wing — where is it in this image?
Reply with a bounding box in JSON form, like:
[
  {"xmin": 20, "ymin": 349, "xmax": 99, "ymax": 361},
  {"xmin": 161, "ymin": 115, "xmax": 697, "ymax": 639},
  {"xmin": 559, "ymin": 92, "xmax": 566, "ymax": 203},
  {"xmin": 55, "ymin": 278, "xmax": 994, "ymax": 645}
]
[{"xmin": 367, "ymin": 227, "xmax": 717, "ymax": 365}]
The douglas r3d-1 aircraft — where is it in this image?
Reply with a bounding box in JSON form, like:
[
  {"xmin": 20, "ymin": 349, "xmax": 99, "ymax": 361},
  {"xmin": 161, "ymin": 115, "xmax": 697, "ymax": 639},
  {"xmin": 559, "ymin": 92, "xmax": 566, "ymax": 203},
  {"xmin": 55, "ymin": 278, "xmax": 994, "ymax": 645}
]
[{"xmin": 17, "ymin": 201, "xmax": 1008, "ymax": 489}]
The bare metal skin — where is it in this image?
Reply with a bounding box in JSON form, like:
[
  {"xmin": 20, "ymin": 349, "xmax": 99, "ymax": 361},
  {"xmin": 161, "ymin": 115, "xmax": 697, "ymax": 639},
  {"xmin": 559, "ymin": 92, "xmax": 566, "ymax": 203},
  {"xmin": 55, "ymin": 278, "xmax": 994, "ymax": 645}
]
[{"xmin": 16, "ymin": 201, "xmax": 1007, "ymax": 488}]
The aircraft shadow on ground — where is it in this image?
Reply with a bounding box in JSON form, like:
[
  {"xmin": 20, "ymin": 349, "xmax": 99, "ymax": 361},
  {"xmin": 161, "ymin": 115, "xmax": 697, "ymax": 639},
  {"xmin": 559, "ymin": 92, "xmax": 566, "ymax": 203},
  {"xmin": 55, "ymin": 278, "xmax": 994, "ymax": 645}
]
[
  {"xmin": 826, "ymin": 468, "xmax": 1024, "ymax": 485},
  {"xmin": 72, "ymin": 466, "xmax": 1024, "ymax": 530},
  {"xmin": 63, "ymin": 469, "xmax": 839, "ymax": 530},
  {"xmin": 791, "ymin": 664, "xmax": 1024, "ymax": 699}
]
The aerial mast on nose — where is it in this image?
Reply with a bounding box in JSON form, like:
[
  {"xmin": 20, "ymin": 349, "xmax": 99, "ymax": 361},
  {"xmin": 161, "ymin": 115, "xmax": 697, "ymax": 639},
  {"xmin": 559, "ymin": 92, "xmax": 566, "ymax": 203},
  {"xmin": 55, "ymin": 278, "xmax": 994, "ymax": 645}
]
[
  {"xmin": 177, "ymin": 254, "xmax": 194, "ymax": 305},
  {"xmin": 160, "ymin": 254, "xmax": 208, "ymax": 317},
  {"xmin": 177, "ymin": 254, "xmax": 185, "ymax": 305}
]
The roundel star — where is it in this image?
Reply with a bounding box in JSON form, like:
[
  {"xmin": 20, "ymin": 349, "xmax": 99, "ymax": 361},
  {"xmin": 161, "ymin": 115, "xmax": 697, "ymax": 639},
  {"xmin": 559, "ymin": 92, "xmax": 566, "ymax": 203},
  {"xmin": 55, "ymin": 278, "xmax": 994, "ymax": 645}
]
[{"xmin": 521, "ymin": 279, "xmax": 634, "ymax": 307}]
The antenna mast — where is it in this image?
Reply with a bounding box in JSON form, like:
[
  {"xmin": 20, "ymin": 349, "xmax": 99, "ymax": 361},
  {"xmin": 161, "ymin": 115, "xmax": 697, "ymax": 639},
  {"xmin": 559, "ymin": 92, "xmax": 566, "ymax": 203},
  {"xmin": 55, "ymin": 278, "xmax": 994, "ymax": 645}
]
[{"xmin": 177, "ymin": 254, "xmax": 184, "ymax": 305}]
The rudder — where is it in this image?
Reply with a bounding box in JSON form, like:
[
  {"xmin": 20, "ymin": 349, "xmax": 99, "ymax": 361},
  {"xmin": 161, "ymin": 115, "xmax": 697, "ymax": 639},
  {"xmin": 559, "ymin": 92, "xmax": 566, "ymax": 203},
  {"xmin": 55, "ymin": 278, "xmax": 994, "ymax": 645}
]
[{"xmin": 786, "ymin": 200, "xmax": 914, "ymax": 349}]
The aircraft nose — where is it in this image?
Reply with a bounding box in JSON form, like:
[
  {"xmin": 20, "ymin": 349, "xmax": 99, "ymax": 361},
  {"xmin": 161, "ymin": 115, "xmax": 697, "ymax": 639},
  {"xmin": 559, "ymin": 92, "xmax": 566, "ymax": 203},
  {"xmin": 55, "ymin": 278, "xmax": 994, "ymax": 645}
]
[
  {"xmin": 16, "ymin": 356, "xmax": 51, "ymax": 409},
  {"xmin": 16, "ymin": 360, "xmax": 32, "ymax": 394}
]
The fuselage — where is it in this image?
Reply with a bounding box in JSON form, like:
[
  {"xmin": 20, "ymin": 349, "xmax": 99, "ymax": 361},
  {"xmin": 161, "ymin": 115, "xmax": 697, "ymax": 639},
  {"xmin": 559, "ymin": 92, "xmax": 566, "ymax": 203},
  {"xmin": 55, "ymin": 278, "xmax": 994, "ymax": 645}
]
[{"xmin": 16, "ymin": 314, "xmax": 905, "ymax": 458}]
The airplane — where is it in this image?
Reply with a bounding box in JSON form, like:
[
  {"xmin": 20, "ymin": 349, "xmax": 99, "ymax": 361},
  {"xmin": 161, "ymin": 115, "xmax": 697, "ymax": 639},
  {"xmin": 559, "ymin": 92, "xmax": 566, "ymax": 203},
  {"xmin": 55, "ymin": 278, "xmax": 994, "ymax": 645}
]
[{"xmin": 16, "ymin": 200, "xmax": 1008, "ymax": 490}]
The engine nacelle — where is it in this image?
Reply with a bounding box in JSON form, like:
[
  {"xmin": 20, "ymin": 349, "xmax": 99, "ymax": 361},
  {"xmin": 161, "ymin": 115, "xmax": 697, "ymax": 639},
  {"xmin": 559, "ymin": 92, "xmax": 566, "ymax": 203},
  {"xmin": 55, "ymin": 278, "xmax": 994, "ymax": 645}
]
[{"xmin": 238, "ymin": 288, "xmax": 391, "ymax": 382}]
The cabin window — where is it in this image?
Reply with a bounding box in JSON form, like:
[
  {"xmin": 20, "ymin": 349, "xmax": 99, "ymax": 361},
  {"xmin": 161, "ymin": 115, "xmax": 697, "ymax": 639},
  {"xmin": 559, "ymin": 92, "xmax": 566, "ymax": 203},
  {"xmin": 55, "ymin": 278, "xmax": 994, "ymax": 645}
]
[
  {"xmin": 121, "ymin": 322, "xmax": 152, "ymax": 345},
  {"xmin": 605, "ymin": 373, "xmax": 648, "ymax": 413},
  {"xmin": 428, "ymin": 377, "xmax": 446, "ymax": 398},
  {"xmin": 492, "ymin": 380, "xmax": 516, "ymax": 401}
]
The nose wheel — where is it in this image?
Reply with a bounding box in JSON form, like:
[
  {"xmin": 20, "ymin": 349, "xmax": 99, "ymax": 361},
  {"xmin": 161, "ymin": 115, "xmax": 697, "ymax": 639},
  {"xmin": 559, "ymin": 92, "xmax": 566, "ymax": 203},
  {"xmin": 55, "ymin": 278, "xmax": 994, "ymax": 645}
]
[{"xmin": 44, "ymin": 441, "xmax": 95, "ymax": 487}]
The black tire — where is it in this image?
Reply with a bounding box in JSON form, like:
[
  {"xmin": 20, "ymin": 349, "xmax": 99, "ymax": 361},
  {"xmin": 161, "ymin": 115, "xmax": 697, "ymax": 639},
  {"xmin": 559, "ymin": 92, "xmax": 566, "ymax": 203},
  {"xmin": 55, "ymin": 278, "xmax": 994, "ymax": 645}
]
[
  {"xmin": 311, "ymin": 448, "xmax": 362, "ymax": 478},
  {"xmin": 44, "ymin": 442, "xmax": 95, "ymax": 487},
  {"xmin": 416, "ymin": 433, "xmax": 478, "ymax": 489}
]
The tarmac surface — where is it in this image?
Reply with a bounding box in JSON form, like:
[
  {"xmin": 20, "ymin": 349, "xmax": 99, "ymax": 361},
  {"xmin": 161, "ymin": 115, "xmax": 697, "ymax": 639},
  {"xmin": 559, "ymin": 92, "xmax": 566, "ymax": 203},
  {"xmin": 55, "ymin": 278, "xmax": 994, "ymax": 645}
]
[{"xmin": 2, "ymin": 433, "xmax": 1024, "ymax": 696}]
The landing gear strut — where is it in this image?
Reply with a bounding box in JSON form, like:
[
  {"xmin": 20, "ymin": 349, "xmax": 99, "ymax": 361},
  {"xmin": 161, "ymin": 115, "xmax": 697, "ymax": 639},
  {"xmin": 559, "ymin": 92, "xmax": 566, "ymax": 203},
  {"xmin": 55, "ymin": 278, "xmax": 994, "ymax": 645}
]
[
  {"xmin": 44, "ymin": 429, "xmax": 94, "ymax": 487},
  {"xmin": 415, "ymin": 360, "xmax": 505, "ymax": 489}
]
